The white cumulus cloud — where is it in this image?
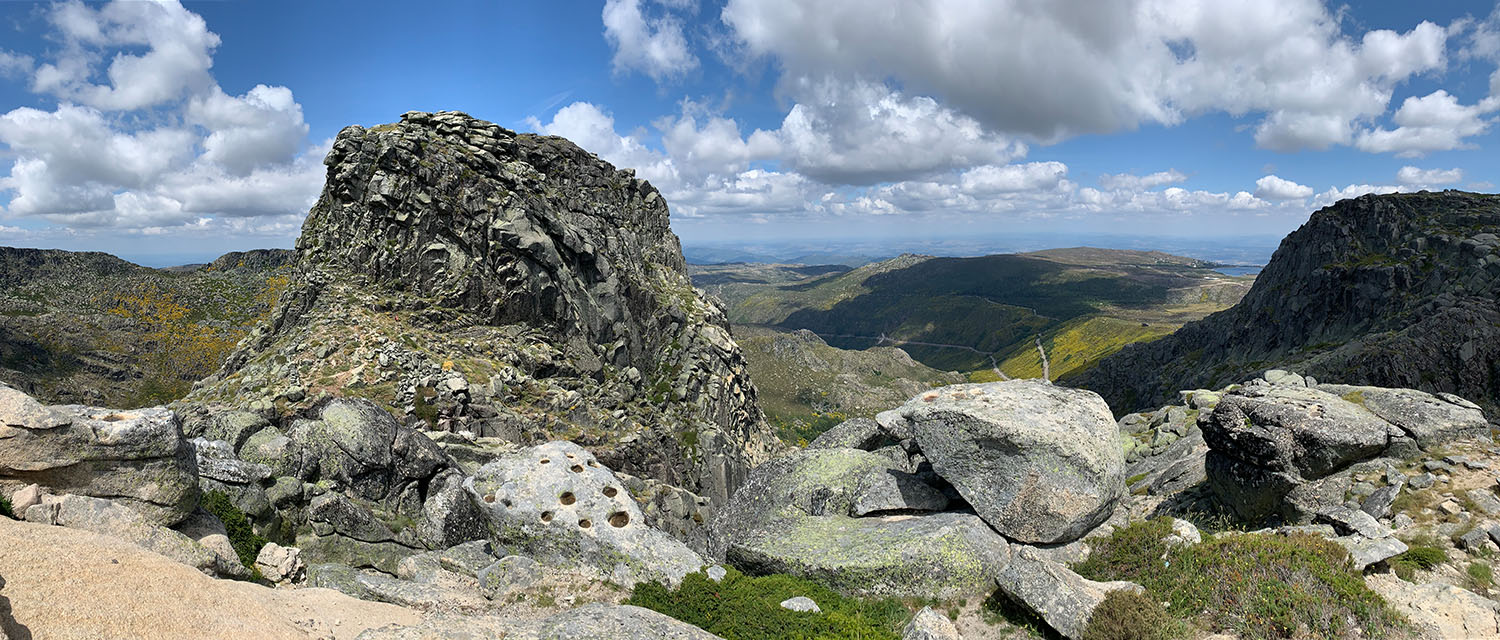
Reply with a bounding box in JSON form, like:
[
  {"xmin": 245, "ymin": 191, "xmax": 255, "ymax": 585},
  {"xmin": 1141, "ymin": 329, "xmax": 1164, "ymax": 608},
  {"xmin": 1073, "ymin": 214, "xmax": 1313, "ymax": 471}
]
[
  {"xmin": 1253, "ymin": 175, "xmax": 1314, "ymax": 200},
  {"xmin": 603, "ymin": 0, "xmax": 699, "ymax": 82},
  {"xmin": 1396, "ymin": 166, "xmax": 1464, "ymax": 186}
]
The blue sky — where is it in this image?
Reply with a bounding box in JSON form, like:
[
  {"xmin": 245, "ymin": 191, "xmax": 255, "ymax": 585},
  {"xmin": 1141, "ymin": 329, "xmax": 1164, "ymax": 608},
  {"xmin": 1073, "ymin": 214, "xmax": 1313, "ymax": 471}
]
[{"xmin": 0, "ymin": 0, "xmax": 1498, "ymax": 265}]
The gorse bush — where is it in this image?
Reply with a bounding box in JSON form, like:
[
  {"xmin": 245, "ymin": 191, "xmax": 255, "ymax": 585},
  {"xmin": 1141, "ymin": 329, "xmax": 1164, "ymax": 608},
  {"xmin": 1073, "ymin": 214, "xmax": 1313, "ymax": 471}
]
[
  {"xmin": 201, "ymin": 490, "xmax": 268, "ymax": 568},
  {"xmin": 1080, "ymin": 590, "xmax": 1186, "ymax": 640},
  {"xmin": 1074, "ymin": 518, "xmax": 1404, "ymax": 640},
  {"xmin": 626, "ymin": 566, "xmax": 909, "ymax": 640},
  {"xmin": 107, "ymin": 284, "xmax": 244, "ymax": 405}
]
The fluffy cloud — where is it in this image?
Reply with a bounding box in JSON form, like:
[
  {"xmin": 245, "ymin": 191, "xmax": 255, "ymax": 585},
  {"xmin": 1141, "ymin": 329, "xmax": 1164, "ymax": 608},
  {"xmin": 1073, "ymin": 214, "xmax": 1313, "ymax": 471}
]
[
  {"xmin": 31, "ymin": 0, "xmax": 219, "ymax": 111},
  {"xmin": 720, "ymin": 0, "xmax": 1448, "ymax": 152},
  {"xmin": 1098, "ymin": 170, "xmax": 1186, "ymax": 190},
  {"xmin": 1311, "ymin": 183, "xmax": 1406, "ymax": 208},
  {"xmin": 1396, "ymin": 166, "xmax": 1464, "ymax": 186},
  {"xmin": 1354, "ymin": 90, "xmax": 1499, "ymax": 156},
  {"xmin": 0, "ymin": 0, "xmax": 323, "ymax": 235},
  {"xmin": 603, "ymin": 0, "xmax": 699, "ymax": 82},
  {"xmin": 1253, "ymin": 175, "xmax": 1314, "ymax": 200},
  {"xmin": 0, "ymin": 52, "xmax": 33, "ymax": 79},
  {"xmin": 960, "ymin": 162, "xmax": 1069, "ymax": 195}
]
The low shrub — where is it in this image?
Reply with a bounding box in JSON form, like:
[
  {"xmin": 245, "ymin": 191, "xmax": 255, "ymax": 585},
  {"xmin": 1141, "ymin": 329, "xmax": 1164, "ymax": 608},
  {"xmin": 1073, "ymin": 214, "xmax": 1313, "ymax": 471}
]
[
  {"xmin": 0, "ymin": 494, "xmax": 12, "ymax": 519},
  {"xmin": 1081, "ymin": 590, "xmax": 1186, "ymax": 640},
  {"xmin": 626, "ymin": 566, "xmax": 909, "ymax": 640},
  {"xmin": 1389, "ymin": 546, "xmax": 1446, "ymax": 581},
  {"xmin": 201, "ymin": 490, "xmax": 268, "ymax": 567},
  {"xmin": 1467, "ymin": 562, "xmax": 1493, "ymax": 593},
  {"xmin": 1074, "ymin": 518, "xmax": 1404, "ymax": 639}
]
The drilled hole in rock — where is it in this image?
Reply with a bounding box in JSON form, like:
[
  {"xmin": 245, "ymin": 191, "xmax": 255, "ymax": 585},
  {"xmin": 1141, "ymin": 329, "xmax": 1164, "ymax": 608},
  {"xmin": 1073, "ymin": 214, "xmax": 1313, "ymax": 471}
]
[
  {"xmin": 501, "ymin": 499, "xmax": 513, "ymax": 508},
  {"xmin": 559, "ymin": 492, "xmax": 577, "ymax": 505},
  {"xmin": 565, "ymin": 453, "xmax": 576, "ymax": 459},
  {"xmin": 570, "ymin": 464, "xmax": 584, "ymax": 473},
  {"xmin": 540, "ymin": 458, "xmax": 551, "ymax": 465},
  {"xmin": 578, "ymin": 519, "xmax": 592, "ymax": 529},
  {"xmin": 541, "ymin": 511, "xmax": 554, "ymax": 523},
  {"xmin": 587, "ymin": 460, "xmax": 599, "ymax": 468},
  {"xmin": 603, "ymin": 487, "xmax": 619, "ymax": 498},
  {"xmin": 483, "ymin": 494, "xmax": 495, "ymax": 503},
  {"xmin": 608, "ymin": 512, "xmax": 630, "ymax": 528},
  {"xmin": 102, "ymin": 414, "xmax": 127, "ymax": 422}
]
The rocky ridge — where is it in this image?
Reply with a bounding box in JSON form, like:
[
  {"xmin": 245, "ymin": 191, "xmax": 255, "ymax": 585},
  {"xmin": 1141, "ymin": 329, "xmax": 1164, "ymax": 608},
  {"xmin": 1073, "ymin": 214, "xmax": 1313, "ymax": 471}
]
[
  {"xmin": 1075, "ymin": 191, "xmax": 1500, "ymax": 418},
  {"xmin": 189, "ymin": 110, "xmax": 780, "ymax": 506}
]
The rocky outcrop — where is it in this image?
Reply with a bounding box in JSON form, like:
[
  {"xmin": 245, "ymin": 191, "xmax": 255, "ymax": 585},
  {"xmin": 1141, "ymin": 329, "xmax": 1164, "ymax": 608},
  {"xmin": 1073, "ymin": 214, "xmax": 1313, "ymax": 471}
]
[
  {"xmin": 0, "ymin": 382, "xmax": 198, "ymax": 526},
  {"xmin": 1075, "ymin": 191, "xmax": 1500, "ymax": 419},
  {"xmin": 356, "ymin": 604, "xmax": 726, "ymax": 640},
  {"xmin": 710, "ymin": 446, "xmax": 1008, "ymax": 598},
  {"xmin": 1367, "ymin": 574, "xmax": 1500, "ymax": 639},
  {"xmin": 893, "ymin": 380, "xmax": 1126, "ymax": 544},
  {"xmin": 995, "ymin": 546, "xmax": 1144, "ymax": 640},
  {"xmin": 189, "ymin": 110, "xmax": 779, "ymax": 505},
  {"xmin": 464, "ymin": 441, "xmax": 704, "ymax": 588},
  {"xmin": 1202, "ymin": 374, "xmax": 1489, "ymax": 523}
]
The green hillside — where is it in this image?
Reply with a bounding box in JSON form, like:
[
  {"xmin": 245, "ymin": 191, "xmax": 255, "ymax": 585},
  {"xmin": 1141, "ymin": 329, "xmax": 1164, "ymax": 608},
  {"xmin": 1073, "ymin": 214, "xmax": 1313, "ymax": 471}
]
[{"xmin": 694, "ymin": 248, "xmax": 1252, "ymax": 381}]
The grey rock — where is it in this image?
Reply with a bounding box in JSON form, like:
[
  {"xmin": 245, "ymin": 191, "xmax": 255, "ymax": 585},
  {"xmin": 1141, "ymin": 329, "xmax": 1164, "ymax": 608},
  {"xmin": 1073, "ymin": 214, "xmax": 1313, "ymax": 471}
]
[
  {"xmin": 255, "ymin": 542, "xmax": 306, "ymax": 583},
  {"xmin": 1460, "ymin": 528, "xmax": 1492, "ymax": 550},
  {"xmin": 437, "ymin": 540, "xmax": 495, "ymax": 578},
  {"xmin": 0, "ymin": 384, "xmax": 198, "ymax": 526},
  {"xmin": 465, "ymin": 441, "xmax": 704, "ymax": 588},
  {"xmin": 195, "ymin": 410, "xmax": 270, "ymax": 451},
  {"xmin": 780, "ymin": 596, "xmax": 820, "ymax": 613},
  {"xmin": 355, "ymin": 604, "xmax": 726, "ymax": 640},
  {"xmin": 9, "ymin": 483, "xmax": 41, "ymax": 514},
  {"xmin": 1264, "ymin": 369, "xmax": 1307, "ymax": 387},
  {"xmin": 1332, "ymin": 535, "xmax": 1407, "ymax": 570},
  {"xmin": 994, "ymin": 546, "xmax": 1143, "ymax": 640},
  {"xmin": 1392, "ymin": 513, "xmax": 1415, "ymax": 529},
  {"xmin": 1320, "ymin": 385, "xmax": 1489, "ymax": 449},
  {"xmin": 850, "ymin": 467, "xmax": 949, "ymax": 516},
  {"xmin": 1467, "ymin": 489, "xmax": 1500, "ymax": 516},
  {"xmin": 191, "ymin": 438, "xmax": 271, "ymax": 485},
  {"xmin": 710, "ymin": 446, "xmax": 1009, "ymax": 598},
  {"xmin": 1361, "ymin": 483, "xmax": 1403, "ymax": 519},
  {"xmin": 808, "ymin": 417, "xmax": 891, "ymax": 451},
  {"xmin": 46, "ymin": 495, "xmax": 223, "ymax": 575},
  {"xmin": 1410, "ymin": 473, "xmax": 1436, "ymax": 489},
  {"xmin": 900, "ymin": 380, "xmax": 1125, "ymax": 544},
  {"xmin": 477, "ymin": 555, "xmax": 541, "ymax": 600},
  {"xmin": 903, "ymin": 606, "xmax": 960, "ymax": 640},
  {"xmin": 706, "ymin": 565, "xmax": 726, "ymax": 582},
  {"xmin": 1314, "ymin": 507, "xmax": 1392, "ymax": 539}
]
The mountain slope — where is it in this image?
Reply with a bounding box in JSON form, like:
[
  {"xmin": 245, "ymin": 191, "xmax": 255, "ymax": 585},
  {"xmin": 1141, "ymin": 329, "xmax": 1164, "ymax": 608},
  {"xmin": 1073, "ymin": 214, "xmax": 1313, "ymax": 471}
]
[
  {"xmin": 1072, "ymin": 190, "xmax": 1500, "ymax": 418},
  {"xmin": 0, "ymin": 247, "xmax": 292, "ymax": 407}
]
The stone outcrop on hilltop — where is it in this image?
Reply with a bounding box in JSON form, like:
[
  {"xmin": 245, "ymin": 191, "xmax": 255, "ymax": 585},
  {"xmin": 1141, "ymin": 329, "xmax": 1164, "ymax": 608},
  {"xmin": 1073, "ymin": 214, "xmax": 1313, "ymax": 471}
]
[
  {"xmin": 190, "ymin": 110, "xmax": 780, "ymax": 506},
  {"xmin": 1074, "ymin": 191, "xmax": 1500, "ymax": 418}
]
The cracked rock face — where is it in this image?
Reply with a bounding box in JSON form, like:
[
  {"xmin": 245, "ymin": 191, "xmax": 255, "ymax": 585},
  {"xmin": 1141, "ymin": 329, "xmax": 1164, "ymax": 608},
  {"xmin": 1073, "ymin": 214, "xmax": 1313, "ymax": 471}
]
[
  {"xmin": 191, "ymin": 110, "xmax": 779, "ymax": 505},
  {"xmin": 0, "ymin": 382, "xmax": 198, "ymax": 526}
]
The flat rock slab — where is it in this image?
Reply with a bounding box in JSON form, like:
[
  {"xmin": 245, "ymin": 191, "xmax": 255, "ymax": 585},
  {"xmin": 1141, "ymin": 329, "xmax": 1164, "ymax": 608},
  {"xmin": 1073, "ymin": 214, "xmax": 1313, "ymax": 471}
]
[
  {"xmin": 725, "ymin": 512, "xmax": 1011, "ymax": 599},
  {"xmin": 1318, "ymin": 384, "xmax": 1489, "ymax": 449},
  {"xmin": 355, "ymin": 604, "xmax": 726, "ymax": 640},
  {"xmin": 1368, "ymin": 574, "xmax": 1500, "ymax": 640},
  {"xmin": 897, "ymin": 380, "xmax": 1125, "ymax": 544},
  {"xmin": 995, "ymin": 546, "xmax": 1142, "ymax": 640}
]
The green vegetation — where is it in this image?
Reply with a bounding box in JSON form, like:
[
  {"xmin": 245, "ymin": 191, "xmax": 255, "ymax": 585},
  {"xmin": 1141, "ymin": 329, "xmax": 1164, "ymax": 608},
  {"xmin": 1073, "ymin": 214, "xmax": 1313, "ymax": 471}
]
[
  {"xmin": 0, "ymin": 494, "xmax": 12, "ymax": 519},
  {"xmin": 1074, "ymin": 518, "xmax": 1404, "ymax": 639},
  {"xmin": 1081, "ymin": 590, "xmax": 1187, "ymax": 640},
  {"xmin": 982, "ymin": 589, "xmax": 1060, "ymax": 639},
  {"xmin": 1468, "ymin": 562, "xmax": 1493, "ymax": 593},
  {"xmin": 626, "ymin": 566, "xmax": 910, "ymax": 640},
  {"xmin": 772, "ymin": 411, "xmax": 848, "ymax": 446},
  {"xmin": 1390, "ymin": 546, "xmax": 1446, "ymax": 581},
  {"xmin": 998, "ymin": 316, "xmax": 1174, "ymax": 381},
  {"xmin": 201, "ymin": 490, "xmax": 269, "ymax": 568}
]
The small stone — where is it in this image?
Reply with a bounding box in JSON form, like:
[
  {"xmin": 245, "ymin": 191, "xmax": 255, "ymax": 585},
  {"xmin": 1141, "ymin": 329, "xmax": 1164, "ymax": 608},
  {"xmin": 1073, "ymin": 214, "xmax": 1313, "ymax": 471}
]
[
  {"xmin": 780, "ymin": 596, "xmax": 821, "ymax": 613},
  {"xmin": 1163, "ymin": 518, "xmax": 1202, "ymax": 547},
  {"xmin": 478, "ymin": 555, "xmax": 541, "ymax": 600},
  {"xmin": 902, "ymin": 606, "xmax": 960, "ymax": 640},
  {"xmin": 1425, "ymin": 460, "xmax": 1454, "ymax": 472},
  {"xmin": 706, "ymin": 566, "xmax": 727, "ymax": 583},
  {"xmin": 254, "ymin": 542, "xmax": 306, "ymax": 583},
  {"xmin": 10, "ymin": 484, "xmax": 43, "ymax": 514},
  {"xmin": 1467, "ymin": 489, "xmax": 1500, "ymax": 516},
  {"xmin": 1459, "ymin": 528, "xmax": 1492, "ymax": 550},
  {"xmin": 1410, "ymin": 473, "xmax": 1436, "ymax": 489},
  {"xmin": 1392, "ymin": 513, "xmax": 1415, "ymax": 529},
  {"xmin": 1440, "ymin": 500, "xmax": 1465, "ymax": 516}
]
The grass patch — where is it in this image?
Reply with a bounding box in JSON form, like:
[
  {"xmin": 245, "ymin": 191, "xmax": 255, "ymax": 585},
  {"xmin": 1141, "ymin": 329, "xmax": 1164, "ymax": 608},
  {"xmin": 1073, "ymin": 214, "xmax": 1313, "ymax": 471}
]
[
  {"xmin": 1126, "ymin": 472, "xmax": 1150, "ymax": 486},
  {"xmin": 1389, "ymin": 546, "xmax": 1446, "ymax": 581},
  {"xmin": 626, "ymin": 566, "xmax": 910, "ymax": 640},
  {"xmin": 1081, "ymin": 590, "xmax": 1188, "ymax": 640},
  {"xmin": 1468, "ymin": 562, "xmax": 1493, "ymax": 593},
  {"xmin": 1073, "ymin": 518, "xmax": 1404, "ymax": 639},
  {"xmin": 201, "ymin": 490, "xmax": 268, "ymax": 568}
]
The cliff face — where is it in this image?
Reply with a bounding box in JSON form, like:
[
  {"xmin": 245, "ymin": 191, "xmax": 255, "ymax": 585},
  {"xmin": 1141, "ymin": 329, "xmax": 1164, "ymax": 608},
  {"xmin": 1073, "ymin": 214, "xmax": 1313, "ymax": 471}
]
[
  {"xmin": 193, "ymin": 111, "xmax": 780, "ymax": 503},
  {"xmin": 1073, "ymin": 191, "xmax": 1500, "ymax": 419}
]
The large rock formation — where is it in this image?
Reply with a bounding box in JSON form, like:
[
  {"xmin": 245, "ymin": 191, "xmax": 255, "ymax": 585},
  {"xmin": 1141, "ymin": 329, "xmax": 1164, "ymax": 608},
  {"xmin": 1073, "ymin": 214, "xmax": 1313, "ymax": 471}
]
[
  {"xmin": 189, "ymin": 111, "xmax": 780, "ymax": 505},
  {"xmin": 0, "ymin": 382, "xmax": 198, "ymax": 526},
  {"xmin": 1074, "ymin": 191, "xmax": 1500, "ymax": 419},
  {"xmin": 895, "ymin": 381, "xmax": 1125, "ymax": 544}
]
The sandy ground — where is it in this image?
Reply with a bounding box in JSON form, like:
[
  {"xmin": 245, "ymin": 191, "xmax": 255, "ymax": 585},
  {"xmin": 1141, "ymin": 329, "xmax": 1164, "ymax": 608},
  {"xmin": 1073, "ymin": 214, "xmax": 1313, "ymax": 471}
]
[{"xmin": 0, "ymin": 517, "xmax": 421, "ymax": 640}]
